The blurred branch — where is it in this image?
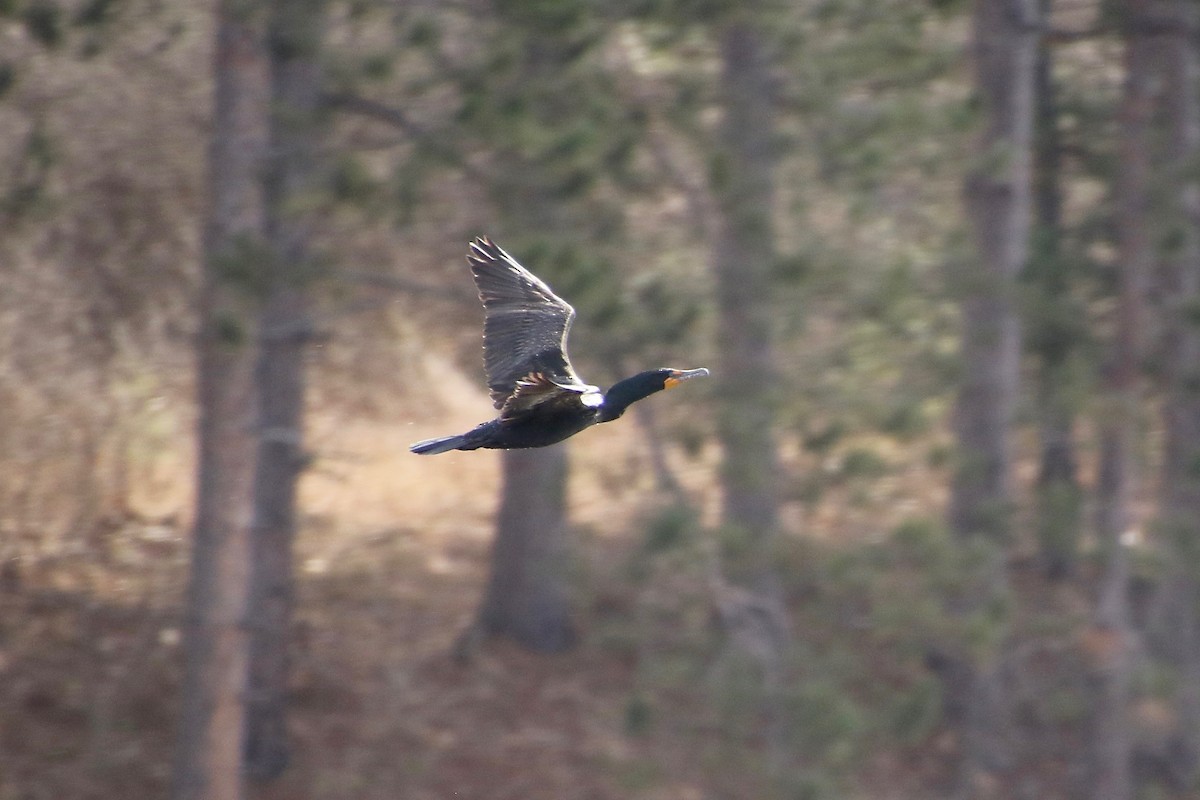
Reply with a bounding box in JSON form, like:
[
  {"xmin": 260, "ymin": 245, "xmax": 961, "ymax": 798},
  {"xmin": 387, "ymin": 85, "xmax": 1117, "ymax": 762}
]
[{"xmin": 321, "ymin": 91, "xmax": 491, "ymax": 185}]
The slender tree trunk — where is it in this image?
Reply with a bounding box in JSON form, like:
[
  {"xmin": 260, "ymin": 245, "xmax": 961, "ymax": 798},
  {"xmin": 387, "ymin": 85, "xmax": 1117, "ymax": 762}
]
[
  {"xmin": 1030, "ymin": 7, "xmax": 1082, "ymax": 579},
  {"xmin": 945, "ymin": 0, "xmax": 1037, "ymax": 794},
  {"xmin": 243, "ymin": 0, "xmax": 324, "ymax": 782},
  {"xmin": 710, "ymin": 11, "xmax": 790, "ymax": 770},
  {"xmin": 951, "ymin": 0, "xmax": 1037, "ymax": 543},
  {"xmin": 712, "ymin": 13, "xmax": 781, "ymax": 587},
  {"xmin": 172, "ymin": 6, "xmax": 269, "ymax": 800},
  {"xmin": 1089, "ymin": 5, "xmax": 1159, "ymax": 798},
  {"xmin": 1091, "ymin": 420, "xmax": 1136, "ymax": 800},
  {"xmin": 1156, "ymin": 0, "xmax": 1200, "ymax": 783},
  {"xmin": 473, "ymin": 446, "xmax": 576, "ymax": 652}
]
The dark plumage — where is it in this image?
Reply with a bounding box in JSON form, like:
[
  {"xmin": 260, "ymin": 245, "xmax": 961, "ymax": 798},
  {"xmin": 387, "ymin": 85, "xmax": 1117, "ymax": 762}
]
[{"xmin": 410, "ymin": 237, "xmax": 709, "ymax": 455}]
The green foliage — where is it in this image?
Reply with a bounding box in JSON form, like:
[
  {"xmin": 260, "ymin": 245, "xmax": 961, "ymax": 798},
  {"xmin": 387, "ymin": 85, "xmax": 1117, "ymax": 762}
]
[
  {"xmin": 802, "ymin": 421, "xmax": 845, "ymax": 454},
  {"xmin": 714, "ymin": 523, "xmax": 758, "ymax": 579},
  {"xmin": 0, "ymin": 62, "xmax": 14, "ymax": 98},
  {"xmin": 868, "ymin": 517, "xmax": 1012, "ymax": 660},
  {"xmin": 623, "ymin": 693, "xmax": 653, "ymax": 735},
  {"xmin": 493, "ymin": 0, "xmax": 589, "ymax": 31},
  {"xmin": 11, "ymin": 0, "xmax": 156, "ymax": 62},
  {"xmin": 614, "ymin": 757, "xmax": 661, "ymax": 792},
  {"xmin": 640, "ymin": 502, "xmax": 697, "ymax": 554},
  {"xmin": 1020, "ymin": 246, "xmax": 1094, "ymax": 363},
  {"xmin": 1182, "ymin": 295, "xmax": 1200, "ymax": 327},
  {"xmin": 23, "ymin": 0, "xmax": 63, "ymax": 47},
  {"xmin": 388, "ymin": 159, "xmax": 425, "ymax": 226},
  {"xmin": 646, "ymin": 0, "xmax": 732, "ymax": 26},
  {"xmin": 783, "ymin": 774, "xmax": 840, "ymax": 800},
  {"xmin": 838, "ymin": 446, "xmax": 889, "ymax": 480},
  {"xmin": 213, "ymin": 310, "xmax": 248, "ymax": 347},
  {"xmin": 405, "ymin": 16, "xmax": 438, "ymax": 47},
  {"xmin": 358, "ymin": 51, "xmax": 393, "ymax": 81},
  {"xmin": 329, "ymin": 155, "xmax": 381, "ymax": 207},
  {"xmin": 880, "ymin": 399, "xmax": 929, "ymax": 439},
  {"xmin": 4, "ymin": 121, "xmax": 56, "ymax": 218},
  {"xmin": 268, "ymin": 0, "xmax": 324, "ymax": 60},
  {"xmin": 885, "ymin": 675, "xmax": 941, "ymax": 743},
  {"xmin": 926, "ymin": 0, "xmax": 967, "ymax": 13},
  {"xmin": 890, "ymin": 515, "xmax": 941, "ymax": 549},
  {"xmin": 1034, "ymin": 477, "xmax": 1082, "ymax": 575},
  {"xmin": 772, "ymin": 251, "xmax": 811, "ymax": 285},
  {"xmin": 1039, "ymin": 680, "xmax": 1089, "ymax": 725},
  {"xmin": 1156, "ymin": 513, "xmax": 1200, "ymax": 571},
  {"xmin": 784, "ymin": 678, "xmax": 867, "ymax": 766},
  {"xmin": 23, "ymin": 118, "xmax": 54, "ymax": 170},
  {"xmin": 209, "ymin": 233, "xmax": 272, "ymax": 298},
  {"xmin": 74, "ymin": 0, "xmax": 116, "ymax": 27}
]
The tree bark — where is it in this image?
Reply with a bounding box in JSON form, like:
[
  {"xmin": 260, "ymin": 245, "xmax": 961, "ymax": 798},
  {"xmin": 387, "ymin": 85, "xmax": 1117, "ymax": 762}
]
[
  {"xmin": 712, "ymin": 14, "xmax": 781, "ymax": 584},
  {"xmin": 1155, "ymin": 0, "xmax": 1200, "ymax": 784},
  {"xmin": 243, "ymin": 0, "xmax": 324, "ymax": 783},
  {"xmin": 1088, "ymin": 4, "xmax": 1159, "ymax": 798},
  {"xmin": 946, "ymin": 0, "xmax": 1038, "ymax": 794},
  {"xmin": 709, "ymin": 12, "xmax": 791, "ymax": 770},
  {"xmin": 171, "ymin": 6, "xmax": 269, "ymax": 800},
  {"xmin": 474, "ymin": 446, "xmax": 576, "ymax": 652},
  {"xmin": 950, "ymin": 0, "xmax": 1038, "ymax": 543}
]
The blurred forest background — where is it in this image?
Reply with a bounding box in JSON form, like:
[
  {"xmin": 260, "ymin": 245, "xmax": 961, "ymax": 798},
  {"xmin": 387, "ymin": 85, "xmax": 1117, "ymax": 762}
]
[{"xmin": 4, "ymin": 0, "xmax": 1200, "ymax": 798}]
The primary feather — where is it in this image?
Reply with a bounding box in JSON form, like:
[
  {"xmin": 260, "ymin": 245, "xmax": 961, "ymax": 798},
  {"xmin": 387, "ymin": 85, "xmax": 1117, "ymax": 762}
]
[{"xmin": 467, "ymin": 237, "xmax": 595, "ymax": 408}]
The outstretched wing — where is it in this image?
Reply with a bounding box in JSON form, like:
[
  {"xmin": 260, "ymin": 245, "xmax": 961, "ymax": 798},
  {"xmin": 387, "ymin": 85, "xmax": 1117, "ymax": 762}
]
[{"xmin": 467, "ymin": 237, "xmax": 591, "ymax": 408}]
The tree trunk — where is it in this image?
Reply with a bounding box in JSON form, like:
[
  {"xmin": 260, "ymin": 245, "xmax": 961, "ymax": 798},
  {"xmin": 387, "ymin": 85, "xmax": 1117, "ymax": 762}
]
[
  {"xmin": 171, "ymin": 6, "xmax": 269, "ymax": 800},
  {"xmin": 712, "ymin": 14, "xmax": 781, "ymax": 586},
  {"xmin": 1088, "ymin": 4, "xmax": 1159, "ymax": 798},
  {"xmin": 1155, "ymin": 0, "xmax": 1200, "ymax": 784},
  {"xmin": 710, "ymin": 12, "xmax": 791, "ymax": 770},
  {"xmin": 473, "ymin": 446, "xmax": 576, "ymax": 652},
  {"xmin": 946, "ymin": 0, "xmax": 1038, "ymax": 794},
  {"xmin": 950, "ymin": 0, "xmax": 1037, "ymax": 544},
  {"xmin": 243, "ymin": 0, "xmax": 324, "ymax": 783},
  {"xmin": 1030, "ymin": 5, "xmax": 1082, "ymax": 579}
]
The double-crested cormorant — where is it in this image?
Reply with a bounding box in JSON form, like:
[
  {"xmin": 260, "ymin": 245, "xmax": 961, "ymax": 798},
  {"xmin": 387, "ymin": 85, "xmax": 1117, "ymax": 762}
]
[{"xmin": 410, "ymin": 237, "xmax": 709, "ymax": 455}]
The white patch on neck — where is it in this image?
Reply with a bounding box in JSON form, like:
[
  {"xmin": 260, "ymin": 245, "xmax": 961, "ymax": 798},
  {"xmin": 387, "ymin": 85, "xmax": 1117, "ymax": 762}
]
[{"xmin": 580, "ymin": 389, "xmax": 603, "ymax": 407}]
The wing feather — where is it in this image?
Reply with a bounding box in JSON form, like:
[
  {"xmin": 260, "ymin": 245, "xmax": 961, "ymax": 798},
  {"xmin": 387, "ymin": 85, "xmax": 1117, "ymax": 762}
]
[
  {"xmin": 499, "ymin": 371, "xmax": 599, "ymax": 420},
  {"xmin": 467, "ymin": 237, "xmax": 589, "ymax": 408}
]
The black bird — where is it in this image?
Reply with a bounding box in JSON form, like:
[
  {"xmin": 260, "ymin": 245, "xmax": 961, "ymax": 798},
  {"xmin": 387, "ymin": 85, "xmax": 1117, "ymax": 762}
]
[{"xmin": 410, "ymin": 237, "xmax": 709, "ymax": 455}]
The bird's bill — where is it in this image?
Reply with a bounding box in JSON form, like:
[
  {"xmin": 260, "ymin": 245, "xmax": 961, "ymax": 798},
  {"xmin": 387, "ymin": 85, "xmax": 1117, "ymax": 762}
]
[{"xmin": 664, "ymin": 367, "xmax": 710, "ymax": 389}]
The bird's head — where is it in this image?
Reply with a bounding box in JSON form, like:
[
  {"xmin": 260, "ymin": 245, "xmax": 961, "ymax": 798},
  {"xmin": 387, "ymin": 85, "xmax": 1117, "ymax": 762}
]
[{"xmin": 598, "ymin": 367, "xmax": 709, "ymax": 422}]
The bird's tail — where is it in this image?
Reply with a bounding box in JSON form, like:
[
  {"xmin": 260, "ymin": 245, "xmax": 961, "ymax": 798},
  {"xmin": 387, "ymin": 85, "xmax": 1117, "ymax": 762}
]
[{"xmin": 409, "ymin": 433, "xmax": 469, "ymax": 455}]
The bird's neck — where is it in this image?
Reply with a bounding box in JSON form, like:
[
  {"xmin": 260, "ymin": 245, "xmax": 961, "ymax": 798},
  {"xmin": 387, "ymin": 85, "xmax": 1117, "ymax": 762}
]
[{"xmin": 597, "ymin": 372, "xmax": 664, "ymax": 423}]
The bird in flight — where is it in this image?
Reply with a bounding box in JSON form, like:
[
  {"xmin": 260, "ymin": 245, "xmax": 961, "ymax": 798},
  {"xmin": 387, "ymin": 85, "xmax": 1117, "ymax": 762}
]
[{"xmin": 410, "ymin": 237, "xmax": 709, "ymax": 455}]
